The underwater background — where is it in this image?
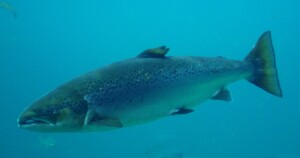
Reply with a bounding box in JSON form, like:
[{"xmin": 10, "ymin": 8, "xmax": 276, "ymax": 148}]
[{"xmin": 0, "ymin": 0, "xmax": 299, "ymax": 158}]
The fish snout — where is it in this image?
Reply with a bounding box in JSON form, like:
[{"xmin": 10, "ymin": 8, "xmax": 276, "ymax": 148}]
[{"xmin": 17, "ymin": 110, "xmax": 55, "ymax": 130}]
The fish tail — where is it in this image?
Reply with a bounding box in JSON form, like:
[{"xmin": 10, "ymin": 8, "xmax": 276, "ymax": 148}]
[{"xmin": 245, "ymin": 31, "xmax": 283, "ymax": 97}]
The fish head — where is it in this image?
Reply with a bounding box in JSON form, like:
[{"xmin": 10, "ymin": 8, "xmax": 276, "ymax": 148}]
[{"xmin": 18, "ymin": 88, "xmax": 88, "ymax": 132}]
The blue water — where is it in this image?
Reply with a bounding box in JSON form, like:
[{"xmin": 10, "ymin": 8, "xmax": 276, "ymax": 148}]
[{"xmin": 1, "ymin": 0, "xmax": 299, "ymax": 158}]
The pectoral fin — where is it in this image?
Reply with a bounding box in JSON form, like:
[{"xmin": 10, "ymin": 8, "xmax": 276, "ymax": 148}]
[{"xmin": 84, "ymin": 109, "xmax": 123, "ymax": 127}]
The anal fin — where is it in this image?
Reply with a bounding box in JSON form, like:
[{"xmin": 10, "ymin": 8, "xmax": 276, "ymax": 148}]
[{"xmin": 211, "ymin": 88, "xmax": 232, "ymax": 101}]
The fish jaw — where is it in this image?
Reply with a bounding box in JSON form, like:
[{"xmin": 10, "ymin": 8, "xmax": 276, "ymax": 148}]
[
  {"xmin": 17, "ymin": 106, "xmax": 85, "ymax": 132},
  {"xmin": 17, "ymin": 109, "xmax": 59, "ymax": 132},
  {"xmin": 17, "ymin": 87, "xmax": 89, "ymax": 132}
]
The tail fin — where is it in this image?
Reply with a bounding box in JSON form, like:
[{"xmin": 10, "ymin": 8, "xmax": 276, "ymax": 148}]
[{"xmin": 245, "ymin": 31, "xmax": 283, "ymax": 97}]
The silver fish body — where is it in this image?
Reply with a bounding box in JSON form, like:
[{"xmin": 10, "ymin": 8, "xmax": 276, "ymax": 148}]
[
  {"xmin": 17, "ymin": 31, "xmax": 282, "ymax": 132},
  {"xmin": 80, "ymin": 57, "xmax": 251, "ymax": 128}
]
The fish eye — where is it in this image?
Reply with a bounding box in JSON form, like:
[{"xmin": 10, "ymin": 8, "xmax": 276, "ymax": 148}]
[{"xmin": 41, "ymin": 108, "xmax": 53, "ymax": 115}]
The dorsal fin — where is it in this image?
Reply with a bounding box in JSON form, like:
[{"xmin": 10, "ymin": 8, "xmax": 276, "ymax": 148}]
[{"xmin": 137, "ymin": 46, "xmax": 169, "ymax": 58}]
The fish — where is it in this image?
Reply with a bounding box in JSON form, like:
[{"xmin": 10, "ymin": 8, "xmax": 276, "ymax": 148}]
[
  {"xmin": 17, "ymin": 31, "xmax": 282, "ymax": 132},
  {"xmin": 0, "ymin": 2, "xmax": 17, "ymax": 19}
]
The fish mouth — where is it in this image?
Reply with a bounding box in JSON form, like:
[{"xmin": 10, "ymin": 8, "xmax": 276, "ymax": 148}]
[{"xmin": 18, "ymin": 118, "xmax": 55, "ymax": 128}]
